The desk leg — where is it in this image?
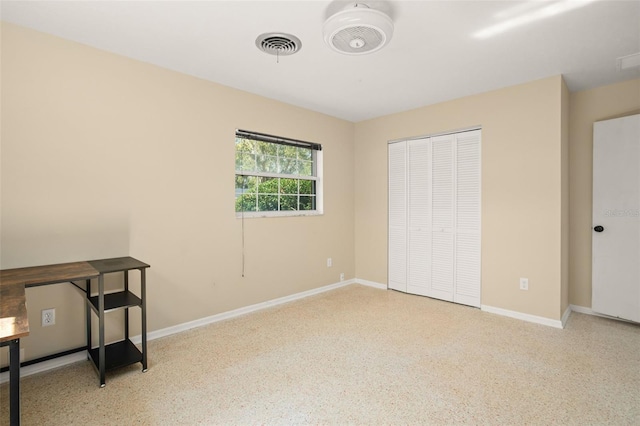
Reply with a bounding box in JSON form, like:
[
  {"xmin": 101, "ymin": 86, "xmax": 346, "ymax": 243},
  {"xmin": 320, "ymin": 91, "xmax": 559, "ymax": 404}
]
[
  {"xmin": 98, "ymin": 273, "xmax": 105, "ymax": 387},
  {"xmin": 141, "ymin": 268, "xmax": 147, "ymax": 372},
  {"xmin": 9, "ymin": 338, "xmax": 21, "ymax": 426}
]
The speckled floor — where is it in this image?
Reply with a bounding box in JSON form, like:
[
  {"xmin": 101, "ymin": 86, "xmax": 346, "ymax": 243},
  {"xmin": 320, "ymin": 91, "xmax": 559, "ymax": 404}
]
[{"xmin": 1, "ymin": 284, "xmax": 639, "ymax": 425}]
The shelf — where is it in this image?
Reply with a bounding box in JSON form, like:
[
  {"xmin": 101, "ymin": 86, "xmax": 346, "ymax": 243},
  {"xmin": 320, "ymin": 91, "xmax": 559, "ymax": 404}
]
[
  {"xmin": 88, "ymin": 340, "xmax": 142, "ymax": 371},
  {"xmin": 85, "ymin": 256, "xmax": 148, "ymax": 386},
  {"xmin": 88, "ymin": 291, "xmax": 141, "ymax": 313},
  {"xmin": 88, "ymin": 257, "xmax": 149, "ymax": 274}
]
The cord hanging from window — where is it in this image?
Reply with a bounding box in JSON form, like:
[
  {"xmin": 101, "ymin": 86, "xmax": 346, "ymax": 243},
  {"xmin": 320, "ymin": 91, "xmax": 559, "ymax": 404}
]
[{"xmin": 241, "ymin": 176, "xmax": 246, "ymax": 278}]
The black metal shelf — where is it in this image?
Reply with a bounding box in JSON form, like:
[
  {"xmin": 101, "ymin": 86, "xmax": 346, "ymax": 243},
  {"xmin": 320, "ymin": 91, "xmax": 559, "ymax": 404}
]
[
  {"xmin": 88, "ymin": 339, "xmax": 142, "ymax": 371},
  {"xmin": 88, "ymin": 291, "xmax": 141, "ymax": 313},
  {"xmin": 85, "ymin": 257, "xmax": 149, "ymax": 387}
]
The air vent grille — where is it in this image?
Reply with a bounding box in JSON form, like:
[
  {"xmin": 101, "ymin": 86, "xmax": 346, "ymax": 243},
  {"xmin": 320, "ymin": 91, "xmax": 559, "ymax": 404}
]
[{"xmin": 256, "ymin": 33, "xmax": 302, "ymax": 56}]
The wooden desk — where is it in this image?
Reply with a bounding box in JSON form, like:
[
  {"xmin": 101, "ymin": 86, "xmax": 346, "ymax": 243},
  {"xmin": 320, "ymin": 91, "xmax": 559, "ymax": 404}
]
[
  {"xmin": 1, "ymin": 258, "xmax": 149, "ymax": 424},
  {"xmin": 0, "ymin": 262, "xmax": 99, "ymax": 289},
  {"xmin": 0, "ymin": 262, "xmax": 99, "ymax": 426},
  {"xmin": 0, "ymin": 281, "xmax": 29, "ymax": 341}
]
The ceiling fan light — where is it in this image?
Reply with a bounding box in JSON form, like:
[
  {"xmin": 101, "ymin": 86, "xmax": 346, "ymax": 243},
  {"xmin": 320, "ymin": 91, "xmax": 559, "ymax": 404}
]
[{"xmin": 323, "ymin": 3, "xmax": 394, "ymax": 55}]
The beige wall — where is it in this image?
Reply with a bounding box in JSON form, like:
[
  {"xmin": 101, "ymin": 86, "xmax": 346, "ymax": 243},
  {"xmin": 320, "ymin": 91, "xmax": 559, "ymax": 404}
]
[
  {"xmin": 568, "ymin": 78, "xmax": 640, "ymax": 308},
  {"xmin": 355, "ymin": 76, "xmax": 567, "ymax": 321},
  {"xmin": 0, "ymin": 23, "xmax": 355, "ymax": 365}
]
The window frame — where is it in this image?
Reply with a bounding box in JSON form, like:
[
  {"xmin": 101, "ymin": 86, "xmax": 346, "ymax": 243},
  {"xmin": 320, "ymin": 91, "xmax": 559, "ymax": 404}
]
[{"xmin": 234, "ymin": 130, "xmax": 323, "ymax": 218}]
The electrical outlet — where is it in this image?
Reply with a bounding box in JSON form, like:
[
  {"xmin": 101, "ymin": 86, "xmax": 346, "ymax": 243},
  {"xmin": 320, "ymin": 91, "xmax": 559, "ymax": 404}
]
[
  {"xmin": 519, "ymin": 278, "xmax": 529, "ymax": 291},
  {"xmin": 340, "ymin": 273, "xmax": 345, "ymax": 281},
  {"xmin": 42, "ymin": 308, "xmax": 55, "ymax": 326},
  {"xmin": 327, "ymin": 258, "xmax": 332, "ymax": 267}
]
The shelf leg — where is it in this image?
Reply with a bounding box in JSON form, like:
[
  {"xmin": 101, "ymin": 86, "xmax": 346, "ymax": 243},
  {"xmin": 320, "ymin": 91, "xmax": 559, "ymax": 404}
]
[
  {"xmin": 141, "ymin": 267, "xmax": 147, "ymax": 372},
  {"xmin": 124, "ymin": 270, "xmax": 129, "ymax": 341},
  {"xmin": 98, "ymin": 273, "xmax": 106, "ymax": 387},
  {"xmin": 86, "ymin": 279, "xmax": 91, "ymax": 360}
]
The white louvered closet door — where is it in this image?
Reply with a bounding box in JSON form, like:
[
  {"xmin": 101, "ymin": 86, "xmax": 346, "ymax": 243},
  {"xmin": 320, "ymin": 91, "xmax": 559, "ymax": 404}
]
[
  {"xmin": 388, "ymin": 141, "xmax": 407, "ymax": 292},
  {"xmin": 430, "ymin": 134, "xmax": 456, "ymax": 302},
  {"xmin": 455, "ymin": 130, "xmax": 481, "ymax": 307},
  {"xmin": 407, "ymin": 138, "xmax": 431, "ymax": 297},
  {"xmin": 388, "ymin": 130, "xmax": 481, "ymax": 307}
]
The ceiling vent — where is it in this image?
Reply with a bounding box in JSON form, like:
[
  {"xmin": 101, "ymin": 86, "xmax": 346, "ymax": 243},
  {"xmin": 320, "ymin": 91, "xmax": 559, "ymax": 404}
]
[
  {"xmin": 323, "ymin": 3, "xmax": 394, "ymax": 55},
  {"xmin": 256, "ymin": 33, "xmax": 302, "ymax": 56}
]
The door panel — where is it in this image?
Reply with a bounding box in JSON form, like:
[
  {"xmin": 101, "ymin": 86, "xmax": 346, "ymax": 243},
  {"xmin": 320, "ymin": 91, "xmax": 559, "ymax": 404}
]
[
  {"xmin": 455, "ymin": 130, "xmax": 481, "ymax": 307},
  {"xmin": 407, "ymin": 139, "xmax": 431, "ymax": 296},
  {"xmin": 408, "ymin": 230, "xmax": 430, "ymax": 296},
  {"xmin": 388, "ymin": 142, "xmax": 407, "ymax": 292},
  {"xmin": 430, "ymin": 231, "xmax": 454, "ymax": 301},
  {"xmin": 455, "ymin": 233, "xmax": 481, "ymax": 306},
  {"xmin": 592, "ymin": 114, "xmax": 640, "ymax": 322}
]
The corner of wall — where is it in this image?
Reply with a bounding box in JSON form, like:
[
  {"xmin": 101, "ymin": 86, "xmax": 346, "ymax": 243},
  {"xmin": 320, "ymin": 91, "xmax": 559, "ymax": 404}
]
[{"xmin": 561, "ymin": 77, "xmax": 570, "ymax": 316}]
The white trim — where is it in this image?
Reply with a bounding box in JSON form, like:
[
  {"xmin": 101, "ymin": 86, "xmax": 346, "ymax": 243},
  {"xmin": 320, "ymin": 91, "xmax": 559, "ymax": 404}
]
[
  {"xmin": 570, "ymin": 304, "xmax": 639, "ymax": 324},
  {"xmin": 0, "ymin": 351, "xmax": 87, "ymax": 384},
  {"xmin": 570, "ymin": 304, "xmax": 596, "ymax": 315},
  {"xmin": 0, "ymin": 278, "xmax": 382, "ymax": 383},
  {"xmin": 388, "ymin": 125, "xmax": 482, "ymax": 144},
  {"xmin": 235, "ymin": 210, "xmax": 322, "ymax": 219},
  {"xmin": 561, "ymin": 305, "xmax": 571, "ymax": 328},
  {"xmin": 235, "ymin": 171, "xmax": 317, "ymax": 181},
  {"xmin": 355, "ymin": 279, "xmax": 388, "ymax": 290},
  {"xmin": 138, "ymin": 279, "xmax": 356, "ymax": 343},
  {"xmin": 481, "ymin": 305, "xmax": 564, "ymax": 329},
  {"xmin": 1, "ymin": 279, "xmax": 356, "ymax": 383}
]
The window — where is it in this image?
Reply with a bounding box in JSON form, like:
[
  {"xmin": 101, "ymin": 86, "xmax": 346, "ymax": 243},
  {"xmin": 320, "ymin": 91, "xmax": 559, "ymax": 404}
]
[{"xmin": 235, "ymin": 129, "xmax": 322, "ymax": 217}]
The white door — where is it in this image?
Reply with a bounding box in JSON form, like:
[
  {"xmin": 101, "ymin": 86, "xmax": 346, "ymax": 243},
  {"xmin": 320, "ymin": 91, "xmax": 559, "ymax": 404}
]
[
  {"xmin": 388, "ymin": 141, "xmax": 407, "ymax": 292},
  {"xmin": 454, "ymin": 130, "xmax": 481, "ymax": 307},
  {"xmin": 407, "ymin": 138, "xmax": 431, "ymax": 296},
  {"xmin": 592, "ymin": 114, "xmax": 640, "ymax": 322},
  {"xmin": 429, "ymin": 130, "xmax": 481, "ymax": 307},
  {"xmin": 430, "ymin": 134, "xmax": 455, "ymax": 302}
]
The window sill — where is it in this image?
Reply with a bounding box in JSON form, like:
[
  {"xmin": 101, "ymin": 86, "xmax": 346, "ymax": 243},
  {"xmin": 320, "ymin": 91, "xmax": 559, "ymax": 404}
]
[{"xmin": 235, "ymin": 211, "xmax": 323, "ymax": 219}]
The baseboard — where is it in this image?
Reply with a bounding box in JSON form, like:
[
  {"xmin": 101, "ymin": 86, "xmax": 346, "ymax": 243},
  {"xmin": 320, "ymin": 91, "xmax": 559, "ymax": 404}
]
[
  {"xmin": 1, "ymin": 278, "xmax": 366, "ymax": 383},
  {"xmin": 570, "ymin": 304, "xmax": 601, "ymax": 316},
  {"xmin": 481, "ymin": 305, "xmax": 564, "ymax": 329},
  {"xmin": 0, "ymin": 351, "xmax": 87, "ymax": 384},
  {"xmin": 570, "ymin": 304, "xmax": 638, "ymax": 324},
  {"xmin": 561, "ymin": 305, "xmax": 572, "ymax": 328},
  {"xmin": 354, "ymin": 278, "xmax": 387, "ymax": 290},
  {"xmin": 136, "ymin": 278, "xmax": 358, "ymax": 343},
  {"xmin": 142, "ymin": 277, "xmax": 391, "ymax": 343}
]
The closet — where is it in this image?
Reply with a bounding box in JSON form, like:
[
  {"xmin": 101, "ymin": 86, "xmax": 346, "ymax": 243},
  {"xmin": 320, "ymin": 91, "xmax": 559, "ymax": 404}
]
[{"xmin": 388, "ymin": 129, "xmax": 481, "ymax": 307}]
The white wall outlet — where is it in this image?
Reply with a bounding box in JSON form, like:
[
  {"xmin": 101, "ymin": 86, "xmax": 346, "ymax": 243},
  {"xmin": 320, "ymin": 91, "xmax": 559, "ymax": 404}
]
[
  {"xmin": 327, "ymin": 258, "xmax": 332, "ymax": 267},
  {"xmin": 42, "ymin": 308, "xmax": 55, "ymax": 326},
  {"xmin": 340, "ymin": 273, "xmax": 345, "ymax": 281},
  {"xmin": 519, "ymin": 278, "xmax": 529, "ymax": 291}
]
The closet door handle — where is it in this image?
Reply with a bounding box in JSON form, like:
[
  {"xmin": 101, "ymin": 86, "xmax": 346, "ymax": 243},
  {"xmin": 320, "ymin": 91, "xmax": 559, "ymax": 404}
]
[{"xmin": 594, "ymin": 225, "xmax": 604, "ymax": 232}]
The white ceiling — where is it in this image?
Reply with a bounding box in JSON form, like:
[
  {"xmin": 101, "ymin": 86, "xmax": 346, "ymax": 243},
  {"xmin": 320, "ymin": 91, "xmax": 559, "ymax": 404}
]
[{"xmin": 2, "ymin": 0, "xmax": 639, "ymax": 122}]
